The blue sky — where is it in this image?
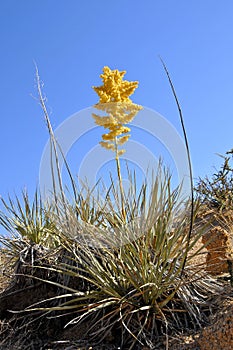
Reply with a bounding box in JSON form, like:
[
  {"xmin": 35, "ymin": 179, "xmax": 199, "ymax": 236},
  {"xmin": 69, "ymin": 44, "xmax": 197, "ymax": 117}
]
[{"xmin": 1, "ymin": 0, "xmax": 233, "ymax": 200}]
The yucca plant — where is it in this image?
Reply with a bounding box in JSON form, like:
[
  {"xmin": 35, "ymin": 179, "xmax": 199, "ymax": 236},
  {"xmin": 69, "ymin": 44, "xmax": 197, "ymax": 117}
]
[
  {"xmin": 1, "ymin": 65, "xmax": 227, "ymax": 350},
  {"xmin": 0, "ymin": 190, "xmax": 60, "ymax": 260},
  {"xmin": 18, "ymin": 66, "xmax": 219, "ymax": 350},
  {"xmin": 23, "ymin": 168, "xmax": 223, "ymax": 349}
]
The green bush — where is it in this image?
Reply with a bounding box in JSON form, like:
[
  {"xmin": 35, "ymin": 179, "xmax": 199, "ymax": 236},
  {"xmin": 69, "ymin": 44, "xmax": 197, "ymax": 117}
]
[{"xmin": 196, "ymin": 150, "xmax": 233, "ymax": 211}]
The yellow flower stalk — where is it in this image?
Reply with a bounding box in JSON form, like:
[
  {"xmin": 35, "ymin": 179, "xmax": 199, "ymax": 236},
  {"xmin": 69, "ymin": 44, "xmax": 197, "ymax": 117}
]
[{"xmin": 92, "ymin": 66, "xmax": 142, "ymax": 222}]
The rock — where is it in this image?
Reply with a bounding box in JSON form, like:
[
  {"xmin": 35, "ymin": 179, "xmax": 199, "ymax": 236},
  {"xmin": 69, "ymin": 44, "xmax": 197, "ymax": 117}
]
[
  {"xmin": 197, "ymin": 303, "xmax": 233, "ymax": 350},
  {"xmin": 197, "ymin": 208, "xmax": 233, "ymax": 276}
]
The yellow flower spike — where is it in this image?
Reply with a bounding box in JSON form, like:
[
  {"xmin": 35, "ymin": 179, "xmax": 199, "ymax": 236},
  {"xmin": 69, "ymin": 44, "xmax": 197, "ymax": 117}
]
[
  {"xmin": 92, "ymin": 66, "xmax": 142, "ymax": 222},
  {"xmin": 92, "ymin": 67, "xmax": 142, "ymax": 155}
]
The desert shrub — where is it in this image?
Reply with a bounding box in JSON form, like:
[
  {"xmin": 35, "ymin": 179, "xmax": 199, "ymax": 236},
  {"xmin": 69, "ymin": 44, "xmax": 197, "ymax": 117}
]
[{"xmin": 196, "ymin": 150, "xmax": 233, "ymax": 211}]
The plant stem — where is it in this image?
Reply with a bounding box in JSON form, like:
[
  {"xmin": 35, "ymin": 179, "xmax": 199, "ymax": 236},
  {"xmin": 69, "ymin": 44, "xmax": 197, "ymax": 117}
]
[{"xmin": 114, "ymin": 139, "xmax": 126, "ymax": 222}]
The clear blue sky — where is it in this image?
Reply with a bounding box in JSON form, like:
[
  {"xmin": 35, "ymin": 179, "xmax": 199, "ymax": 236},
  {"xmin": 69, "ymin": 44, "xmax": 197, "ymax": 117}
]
[{"xmin": 1, "ymin": 0, "xmax": 233, "ymax": 199}]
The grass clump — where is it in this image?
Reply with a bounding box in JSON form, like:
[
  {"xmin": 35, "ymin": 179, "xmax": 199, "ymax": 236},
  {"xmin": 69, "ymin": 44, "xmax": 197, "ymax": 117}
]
[{"xmin": 0, "ymin": 190, "xmax": 60, "ymax": 270}]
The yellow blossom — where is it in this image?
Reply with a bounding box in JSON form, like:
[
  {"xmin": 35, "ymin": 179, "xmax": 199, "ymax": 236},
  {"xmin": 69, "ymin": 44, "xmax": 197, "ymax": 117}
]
[
  {"xmin": 118, "ymin": 149, "xmax": 126, "ymax": 156},
  {"xmin": 93, "ymin": 66, "xmax": 139, "ymax": 103},
  {"xmin": 94, "ymin": 102, "xmax": 142, "ymax": 124},
  {"xmin": 99, "ymin": 141, "xmax": 115, "ymax": 151},
  {"xmin": 118, "ymin": 135, "xmax": 130, "ymax": 145},
  {"xmin": 92, "ymin": 66, "xmax": 142, "ymax": 158},
  {"xmin": 102, "ymin": 126, "xmax": 131, "ymax": 141},
  {"xmin": 92, "ymin": 114, "xmax": 118, "ymax": 128}
]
